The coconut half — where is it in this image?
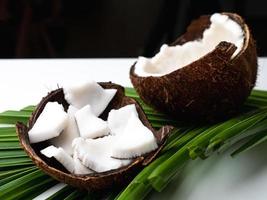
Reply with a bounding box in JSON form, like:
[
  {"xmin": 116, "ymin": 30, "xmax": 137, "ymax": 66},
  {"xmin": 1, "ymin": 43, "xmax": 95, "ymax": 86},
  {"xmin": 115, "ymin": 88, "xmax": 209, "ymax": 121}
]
[
  {"xmin": 130, "ymin": 13, "xmax": 257, "ymax": 120},
  {"xmin": 16, "ymin": 82, "xmax": 173, "ymax": 191}
]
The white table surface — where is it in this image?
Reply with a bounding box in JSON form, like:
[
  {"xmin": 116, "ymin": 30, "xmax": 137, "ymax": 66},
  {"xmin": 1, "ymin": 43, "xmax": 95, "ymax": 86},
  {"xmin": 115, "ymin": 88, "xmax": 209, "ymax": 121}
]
[{"xmin": 0, "ymin": 58, "xmax": 266, "ymax": 200}]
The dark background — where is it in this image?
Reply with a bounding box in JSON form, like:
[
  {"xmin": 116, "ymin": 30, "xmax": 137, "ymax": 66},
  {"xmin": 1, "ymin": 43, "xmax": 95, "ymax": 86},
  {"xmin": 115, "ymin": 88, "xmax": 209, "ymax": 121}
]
[{"xmin": 0, "ymin": 0, "xmax": 266, "ymax": 58}]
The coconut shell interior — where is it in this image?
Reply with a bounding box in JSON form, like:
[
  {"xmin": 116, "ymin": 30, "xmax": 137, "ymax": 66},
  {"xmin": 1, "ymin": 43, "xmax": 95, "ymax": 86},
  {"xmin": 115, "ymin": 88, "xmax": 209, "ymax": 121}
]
[
  {"xmin": 130, "ymin": 12, "xmax": 257, "ymax": 121},
  {"xmin": 16, "ymin": 82, "xmax": 173, "ymax": 191}
]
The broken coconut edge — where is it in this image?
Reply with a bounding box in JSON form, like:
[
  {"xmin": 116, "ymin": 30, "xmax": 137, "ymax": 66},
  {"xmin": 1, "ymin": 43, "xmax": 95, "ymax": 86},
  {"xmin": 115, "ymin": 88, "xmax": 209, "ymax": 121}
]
[
  {"xmin": 130, "ymin": 12, "xmax": 258, "ymax": 120},
  {"xmin": 16, "ymin": 82, "xmax": 173, "ymax": 191}
]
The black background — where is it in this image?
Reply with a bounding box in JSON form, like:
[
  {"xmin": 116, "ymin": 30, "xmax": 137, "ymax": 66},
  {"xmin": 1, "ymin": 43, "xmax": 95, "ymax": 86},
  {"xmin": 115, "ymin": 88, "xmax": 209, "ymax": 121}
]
[{"xmin": 0, "ymin": 0, "xmax": 266, "ymax": 58}]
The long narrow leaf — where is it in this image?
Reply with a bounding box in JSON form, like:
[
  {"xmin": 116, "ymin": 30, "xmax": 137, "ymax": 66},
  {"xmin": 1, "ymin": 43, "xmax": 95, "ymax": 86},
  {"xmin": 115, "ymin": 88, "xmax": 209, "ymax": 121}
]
[
  {"xmin": 0, "ymin": 166, "xmax": 35, "ymax": 180},
  {"xmin": 64, "ymin": 190, "xmax": 88, "ymax": 200},
  {"xmin": 0, "ymin": 170, "xmax": 48, "ymax": 199},
  {"xmin": 46, "ymin": 185, "xmax": 76, "ymax": 200},
  {"xmin": 208, "ymin": 109, "xmax": 267, "ymax": 152},
  {"xmin": 0, "ymin": 111, "xmax": 30, "ymax": 124},
  {"xmin": 20, "ymin": 105, "xmax": 36, "ymax": 112},
  {"xmin": 117, "ymin": 150, "xmax": 175, "ymax": 200},
  {"xmin": 231, "ymin": 131, "xmax": 267, "ymax": 156},
  {"xmin": 0, "ymin": 150, "xmax": 26, "ymax": 158},
  {"xmin": 16, "ymin": 178, "xmax": 57, "ymax": 200},
  {"xmin": 0, "ymin": 167, "xmax": 37, "ymax": 186}
]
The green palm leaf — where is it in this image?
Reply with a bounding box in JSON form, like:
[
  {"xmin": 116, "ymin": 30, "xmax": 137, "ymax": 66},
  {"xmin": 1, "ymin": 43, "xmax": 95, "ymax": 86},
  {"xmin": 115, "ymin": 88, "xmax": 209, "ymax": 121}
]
[{"xmin": 0, "ymin": 88, "xmax": 266, "ymax": 199}]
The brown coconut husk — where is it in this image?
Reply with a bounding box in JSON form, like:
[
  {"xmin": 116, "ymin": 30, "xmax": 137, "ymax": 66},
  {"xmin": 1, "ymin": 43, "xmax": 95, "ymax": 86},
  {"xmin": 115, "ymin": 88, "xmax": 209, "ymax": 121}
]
[
  {"xmin": 16, "ymin": 82, "xmax": 173, "ymax": 191},
  {"xmin": 130, "ymin": 13, "xmax": 257, "ymax": 120}
]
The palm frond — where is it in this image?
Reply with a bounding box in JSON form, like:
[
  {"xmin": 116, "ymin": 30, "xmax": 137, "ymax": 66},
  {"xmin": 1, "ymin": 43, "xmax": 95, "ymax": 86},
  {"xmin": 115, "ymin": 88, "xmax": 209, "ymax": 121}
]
[{"xmin": 0, "ymin": 88, "xmax": 266, "ymax": 199}]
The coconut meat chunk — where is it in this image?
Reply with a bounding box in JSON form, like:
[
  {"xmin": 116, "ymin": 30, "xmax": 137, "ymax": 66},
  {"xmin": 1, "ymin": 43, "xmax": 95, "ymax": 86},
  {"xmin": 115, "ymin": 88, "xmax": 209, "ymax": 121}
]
[
  {"xmin": 107, "ymin": 104, "xmax": 138, "ymax": 136},
  {"xmin": 50, "ymin": 105, "xmax": 80, "ymax": 155},
  {"xmin": 75, "ymin": 105, "xmax": 110, "ymax": 139},
  {"xmin": 73, "ymin": 137, "xmax": 131, "ymax": 173},
  {"xmin": 135, "ymin": 13, "xmax": 244, "ymax": 77},
  {"xmin": 63, "ymin": 80, "xmax": 117, "ymax": 116},
  {"xmin": 41, "ymin": 145, "xmax": 75, "ymax": 173},
  {"xmin": 28, "ymin": 102, "xmax": 68, "ymax": 144},
  {"xmin": 67, "ymin": 105, "xmax": 78, "ymax": 115},
  {"xmin": 112, "ymin": 113, "xmax": 158, "ymax": 159},
  {"xmin": 73, "ymin": 151, "xmax": 93, "ymax": 175}
]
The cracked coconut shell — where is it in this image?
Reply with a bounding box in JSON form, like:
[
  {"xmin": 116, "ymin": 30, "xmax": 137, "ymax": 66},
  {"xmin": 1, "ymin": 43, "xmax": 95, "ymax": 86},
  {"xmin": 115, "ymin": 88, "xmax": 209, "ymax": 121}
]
[
  {"xmin": 16, "ymin": 82, "xmax": 173, "ymax": 191},
  {"xmin": 130, "ymin": 13, "xmax": 257, "ymax": 120}
]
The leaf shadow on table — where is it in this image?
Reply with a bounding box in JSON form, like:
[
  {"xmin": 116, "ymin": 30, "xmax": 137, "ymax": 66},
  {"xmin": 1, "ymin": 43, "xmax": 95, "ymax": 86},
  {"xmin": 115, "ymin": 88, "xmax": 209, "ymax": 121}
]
[{"xmin": 148, "ymin": 139, "xmax": 267, "ymax": 200}]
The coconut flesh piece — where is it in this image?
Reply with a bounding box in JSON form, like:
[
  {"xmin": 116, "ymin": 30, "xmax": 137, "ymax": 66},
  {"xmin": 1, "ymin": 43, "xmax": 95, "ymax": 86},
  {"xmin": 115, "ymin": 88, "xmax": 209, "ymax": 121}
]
[
  {"xmin": 73, "ymin": 151, "xmax": 93, "ymax": 175},
  {"xmin": 63, "ymin": 80, "xmax": 117, "ymax": 116},
  {"xmin": 135, "ymin": 13, "xmax": 244, "ymax": 77},
  {"xmin": 107, "ymin": 104, "xmax": 138, "ymax": 136},
  {"xmin": 67, "ymin": 105, "xmax": 78, "ymax": 115},
  {"xmin": 41, "ymin": 145, "xmax": 93, "ymax": 175},
  {"xmin": 41, "ymin": 145, "xmax": 75, "ymax": 173},
  {"xmin": 50, "ymin": 105, "xmax": 80, "ymax": 155},
  {"xmin": 75, "ymin": 105, "xmax": 110, "ymax": 139},
  {"xmin": 112, "ymin": 113, "xmax": 158, "ymax": 159},
  {"xmin": 73, "ymin": 137, "xmax": 132, "ymax": 173},
  {"xmin": 28, "ymin": 102, "xmax": 68, "ymax": 144}
]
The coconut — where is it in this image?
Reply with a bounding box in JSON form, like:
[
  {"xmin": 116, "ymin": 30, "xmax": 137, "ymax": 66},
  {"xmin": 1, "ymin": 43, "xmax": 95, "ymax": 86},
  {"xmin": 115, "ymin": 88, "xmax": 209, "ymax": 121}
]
[
  {"xmin": 130, "ymin": 13, "xmax": 257, "ymax": 120},
  {"xmin": 16, "ymin": 82, "xmax": 173, "ymax": 191}
]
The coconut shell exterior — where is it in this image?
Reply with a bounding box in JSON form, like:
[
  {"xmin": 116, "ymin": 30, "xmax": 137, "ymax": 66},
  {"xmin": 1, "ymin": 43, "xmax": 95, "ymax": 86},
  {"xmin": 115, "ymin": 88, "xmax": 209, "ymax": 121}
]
[
  {"xmin": 130, "ymin": 13, "xmax": 257, "ymax": 120},
  {"xmin": 16, "ymin": 82, "xmax": 173, "ymax": 191}
]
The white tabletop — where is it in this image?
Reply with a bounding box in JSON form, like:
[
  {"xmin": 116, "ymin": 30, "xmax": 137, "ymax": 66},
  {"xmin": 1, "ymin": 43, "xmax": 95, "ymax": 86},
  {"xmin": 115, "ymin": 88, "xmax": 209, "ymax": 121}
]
[
  {"xmin": 0, "ymin": 58, "xmax": 135, "ymax": 112},
  {"xmin": 0, "ymin": 58, "xmax": 266, "ymax": 113},
  {"xmin": 0, "ymin": 58, "xmax": 266, "ymax": 200}
]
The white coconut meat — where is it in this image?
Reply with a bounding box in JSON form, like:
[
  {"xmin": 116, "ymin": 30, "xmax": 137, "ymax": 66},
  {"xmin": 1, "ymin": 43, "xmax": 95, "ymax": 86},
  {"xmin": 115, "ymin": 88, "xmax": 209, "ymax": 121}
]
[
  {"xmin": 107, "ymin": 104, "xmax": 138, "ymax": 136},
  {"xmin": 73, "ymin": 137, "xmax": 131, "ymax": 173},
  {"xmin": 63, "ymin": 80, "xmax": 117, "ymax": 116},
  {"xmin": 41, "ymin": 145, "xmax": 74, "ymax": 173},
  {"xmin": 67, "ymin": 105, "xmax": 78, "ymax": 115},
  {"xmin": 50, "ymin": 106, "xmax": 80, "ymax": 155},
  {"xmin": 28, "ymin": 102, "xmax": 68, "ymax": 144},
  {"xmin": 112, "ymin": 113, "xmax": 158, "ymax": 159},
  {"xmin": 73, "ymin": 151, "xmax": 93, "ymax": 175},
  {"xmin": 75, "ymin": 105, "xmax": 110, "ymax": 139},
  {"xmin": 135, "ymin": 13, "xmax": 244, "ymax": 77}
]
